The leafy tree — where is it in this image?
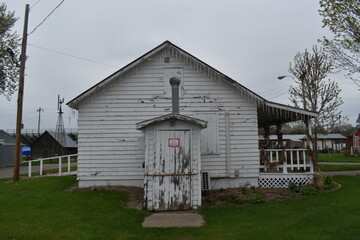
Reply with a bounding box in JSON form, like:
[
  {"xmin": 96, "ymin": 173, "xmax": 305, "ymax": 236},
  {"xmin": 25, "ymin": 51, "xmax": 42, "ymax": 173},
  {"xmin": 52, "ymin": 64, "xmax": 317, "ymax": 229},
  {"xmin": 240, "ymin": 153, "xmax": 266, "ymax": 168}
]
[
  {"xmin": 319, "ymin": 0, "xmax": 360, "ymax": 87},
  {"xmin": 0, "ymin": 3, "xmax": 20, "ymax": 100},
  {"xmin": 282, "ymin": 122, "xmax": 328, "ymax": 134},
  {"xmin": 334, "ymin": 123, "xmax": 356, "ymax": 136},
  {"xmin": 288, "ymin": 45, "xmax": 343, "ymax": 130}
]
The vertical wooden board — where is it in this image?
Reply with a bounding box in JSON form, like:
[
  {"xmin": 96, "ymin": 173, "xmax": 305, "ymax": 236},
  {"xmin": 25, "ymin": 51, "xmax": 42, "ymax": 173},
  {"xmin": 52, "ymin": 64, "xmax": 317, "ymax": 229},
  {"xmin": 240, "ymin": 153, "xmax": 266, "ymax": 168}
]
[{"xmin": 150, "ymin": 130, "xmax": 192, "ymax": 211}]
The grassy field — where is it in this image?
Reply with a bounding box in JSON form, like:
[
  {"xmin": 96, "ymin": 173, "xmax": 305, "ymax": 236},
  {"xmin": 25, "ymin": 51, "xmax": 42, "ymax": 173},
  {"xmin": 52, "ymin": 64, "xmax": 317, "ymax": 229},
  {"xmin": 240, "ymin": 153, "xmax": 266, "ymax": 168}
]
[
  {"xmin": 318, "ymin": 164, "xmax": 360, "ymax": 172},
  {"xmin": 0, "ymin": 176, "xmax": 360, "ymax": 240},
  {"xmin": 317, "ymin": 153, "xmax": 360, "ymax": 163}
]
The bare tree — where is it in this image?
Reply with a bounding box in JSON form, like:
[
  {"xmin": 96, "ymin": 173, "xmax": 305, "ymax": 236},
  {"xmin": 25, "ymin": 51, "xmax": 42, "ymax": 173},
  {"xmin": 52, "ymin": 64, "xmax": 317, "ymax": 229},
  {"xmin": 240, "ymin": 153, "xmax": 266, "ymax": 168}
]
[
  {"xmin": 289, "ymin": 45, "xmax": 343, "ymax": 130},
  {"xmin": 319, "ymin": 0, "xmax": 360, "ymax": 88}
]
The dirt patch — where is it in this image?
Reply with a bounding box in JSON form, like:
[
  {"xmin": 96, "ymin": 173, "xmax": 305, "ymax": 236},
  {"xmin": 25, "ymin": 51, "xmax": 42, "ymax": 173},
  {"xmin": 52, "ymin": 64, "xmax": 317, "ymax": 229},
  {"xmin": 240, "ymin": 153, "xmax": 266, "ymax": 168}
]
[
  {"xmin": 202, "ymin": 182, "xmax": 341, "ymax": 207},
  {"xmin": 202, "ymin": 187, "xmax": 303, "ymax": 206},
  {"xmin": 66, "ymin": 182, "xmax": 341, "ymax": 209},
  {"xmin": 66, "ymin": 183, "xmax": 144, "ymax": 209}
]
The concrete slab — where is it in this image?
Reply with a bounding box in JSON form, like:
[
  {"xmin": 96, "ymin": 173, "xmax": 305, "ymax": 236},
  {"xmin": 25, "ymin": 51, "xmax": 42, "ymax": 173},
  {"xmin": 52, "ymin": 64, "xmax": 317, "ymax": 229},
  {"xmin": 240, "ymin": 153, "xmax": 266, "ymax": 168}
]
[{"xmin": 142, "ymin": 212, "xmax": 204, "ymax": 228}]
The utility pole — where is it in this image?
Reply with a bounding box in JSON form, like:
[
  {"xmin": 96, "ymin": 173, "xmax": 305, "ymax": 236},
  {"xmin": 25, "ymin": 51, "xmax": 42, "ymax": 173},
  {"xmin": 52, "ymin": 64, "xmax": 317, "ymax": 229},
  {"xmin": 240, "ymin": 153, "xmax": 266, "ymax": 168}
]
[
  {"xmin": 37, "ymin": 107, "xmax": 44, "ymax": 135},
  {"xmin": 13, "ymin": 4, "xmax": 30, "ymax": 182}
]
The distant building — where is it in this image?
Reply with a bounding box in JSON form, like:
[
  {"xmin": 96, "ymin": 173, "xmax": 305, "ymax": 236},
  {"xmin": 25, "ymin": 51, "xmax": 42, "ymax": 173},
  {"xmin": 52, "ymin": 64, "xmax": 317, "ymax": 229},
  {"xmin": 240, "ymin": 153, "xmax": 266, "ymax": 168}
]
[
  {"xmin": 259, "ymin": 134, "xmax": 306, "ymax": 149},
  {"xmin": 259, "ymin": 133, "xmax": 347, "ymax": 152},
  {"xmin": 345, "ymin": 114, "xmax": 360, "ymax": 154},
  {"xmin": 315, "ymin": 134, "xmax": 347, "ymax": 152},
  {"xmin": 0, "ymin": 130, "xmax": 21, "ymax": 167},
  {"xmin": 31, "ymin": 131, "xmax": 77, "ymax": 159}
]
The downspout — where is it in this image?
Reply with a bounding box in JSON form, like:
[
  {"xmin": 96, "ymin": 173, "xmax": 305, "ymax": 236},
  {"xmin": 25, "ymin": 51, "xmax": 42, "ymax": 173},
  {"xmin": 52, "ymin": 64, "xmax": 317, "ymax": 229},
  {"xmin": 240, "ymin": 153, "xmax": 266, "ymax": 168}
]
[{"xmin": 225, "ymin": 111, "xmax": 231, "ymax": 176}]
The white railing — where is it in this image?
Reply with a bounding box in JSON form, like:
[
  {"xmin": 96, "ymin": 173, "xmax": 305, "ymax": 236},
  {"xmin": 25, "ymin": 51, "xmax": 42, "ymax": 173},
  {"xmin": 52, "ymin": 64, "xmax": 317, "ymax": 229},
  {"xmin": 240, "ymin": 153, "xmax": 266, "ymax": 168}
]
[
  {"xmin": 26, "ymin": 154, "xmax": 78, "ymax": 177},
  {"xmin": 259, "ymin": 149, "xmax": 314, "ymax": 174}
]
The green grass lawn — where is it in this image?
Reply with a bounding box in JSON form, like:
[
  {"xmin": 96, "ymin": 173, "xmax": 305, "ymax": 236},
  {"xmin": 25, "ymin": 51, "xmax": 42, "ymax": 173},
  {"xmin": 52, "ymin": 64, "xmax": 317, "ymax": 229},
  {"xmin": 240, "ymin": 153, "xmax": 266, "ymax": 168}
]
[
  {"xmin": 317, "ymin": 153, "xmax": 360, "ymax": 163},
  {"xmin": 1, "ymin": 176, "xmax": 360, "ymax": 239},
  {"xmin": 318, "ymin": 164, "xmax": 360, "ymax": 172}
]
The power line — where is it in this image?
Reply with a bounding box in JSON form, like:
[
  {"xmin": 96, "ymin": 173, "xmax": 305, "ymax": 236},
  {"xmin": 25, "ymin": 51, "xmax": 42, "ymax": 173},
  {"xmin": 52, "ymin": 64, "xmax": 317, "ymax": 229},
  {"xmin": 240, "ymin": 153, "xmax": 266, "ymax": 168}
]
[
  {"xmin": 269, "ymin": 91, "xmax": 289, "ymax": 100},
  {"xmin": 30, "ymin": 0, "xmax": 42, "ymax": 9},
  {"xmin": 28, "ymin": 43, "xmax": 118, "ymax": 68},
  {"xmin": 28, "ymin": 0, "xmax": 65, "ymax": 36},
  {"xmin": 259, "ymin": 84, "xmax": 288, "ymax": 94}
]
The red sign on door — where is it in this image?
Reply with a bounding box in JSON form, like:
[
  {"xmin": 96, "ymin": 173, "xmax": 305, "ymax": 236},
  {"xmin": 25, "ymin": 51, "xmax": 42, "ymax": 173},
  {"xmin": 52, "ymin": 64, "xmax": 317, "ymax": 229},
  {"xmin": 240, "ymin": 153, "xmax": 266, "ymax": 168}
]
[{"xmin": 168, "ymin": 138, "xmax": 180, "ymax": 147}]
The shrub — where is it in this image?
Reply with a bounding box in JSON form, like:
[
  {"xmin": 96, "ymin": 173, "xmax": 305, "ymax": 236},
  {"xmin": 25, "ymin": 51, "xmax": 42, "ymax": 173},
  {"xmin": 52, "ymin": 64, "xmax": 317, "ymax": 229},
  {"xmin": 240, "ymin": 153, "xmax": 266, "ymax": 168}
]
[
  {"xmin": 240, "ymin": 182, "xmax": 250, "ymax": 195},
  {"xmin": 247, "ymin": 194, "xmax": 266, "ymax": 204},
  {"xmin": 288, "ymin": 182, "xmax": 301, "ymax": 193},
  {"xmin": 300, "ymin": 186, "xmax": 317, "ymax": 196},
  {"xmin": 343, "ymin": 151, "xmax": 350, "ymax": 156},
  {"xmin": 324, "ymin": 175, "xmax": 333, "ymax": 185}
]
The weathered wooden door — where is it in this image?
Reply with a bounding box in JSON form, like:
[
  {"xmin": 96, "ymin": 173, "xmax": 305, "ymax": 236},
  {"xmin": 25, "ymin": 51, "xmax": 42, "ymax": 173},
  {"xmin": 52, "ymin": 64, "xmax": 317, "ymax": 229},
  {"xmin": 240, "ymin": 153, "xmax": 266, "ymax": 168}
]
[{"xmin": 152, "ymin": 130, "xmax": 192, "ymax": 211}]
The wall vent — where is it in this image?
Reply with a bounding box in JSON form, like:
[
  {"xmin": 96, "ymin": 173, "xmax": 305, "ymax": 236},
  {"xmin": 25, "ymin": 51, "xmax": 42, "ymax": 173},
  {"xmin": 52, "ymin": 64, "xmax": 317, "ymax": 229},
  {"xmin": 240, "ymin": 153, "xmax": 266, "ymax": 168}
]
[{"xmin": 202, "ymin": 172, "xmax": 211, "ymax": 190}]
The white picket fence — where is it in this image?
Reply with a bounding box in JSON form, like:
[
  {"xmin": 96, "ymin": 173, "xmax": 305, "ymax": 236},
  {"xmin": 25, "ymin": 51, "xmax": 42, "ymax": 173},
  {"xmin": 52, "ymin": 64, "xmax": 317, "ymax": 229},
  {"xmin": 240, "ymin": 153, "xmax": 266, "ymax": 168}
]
[
  {"xmin": 259, "ymin": 149, "xmax": 314, "ymax": 174},
  {"xmin": 26, "ymin": 154, "xmax": 78, "ymax": 177}
]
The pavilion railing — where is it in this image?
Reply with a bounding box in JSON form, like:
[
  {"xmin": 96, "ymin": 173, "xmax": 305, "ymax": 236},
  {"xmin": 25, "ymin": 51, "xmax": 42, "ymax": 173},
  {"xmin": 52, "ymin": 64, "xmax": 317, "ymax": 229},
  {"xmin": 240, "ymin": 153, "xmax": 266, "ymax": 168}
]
[{"xmin": 259, "ymin": 149, "xmax": 314, "ymax": 174}]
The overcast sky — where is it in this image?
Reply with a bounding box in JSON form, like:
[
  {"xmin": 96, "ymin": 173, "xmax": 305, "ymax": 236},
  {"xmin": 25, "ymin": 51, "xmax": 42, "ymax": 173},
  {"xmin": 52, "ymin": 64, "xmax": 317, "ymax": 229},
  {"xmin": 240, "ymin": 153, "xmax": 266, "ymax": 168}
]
[{"xmin": 1, "ymin": 0, "xmax": 358, "ymax": 132}]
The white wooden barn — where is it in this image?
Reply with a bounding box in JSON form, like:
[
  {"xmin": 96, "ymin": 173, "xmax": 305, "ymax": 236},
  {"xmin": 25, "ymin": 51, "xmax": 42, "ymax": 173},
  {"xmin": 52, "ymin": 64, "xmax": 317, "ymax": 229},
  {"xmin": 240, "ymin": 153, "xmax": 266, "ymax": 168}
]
[{"xmin": 68, "ymin": 41, "xmax": 318, "ymax": 211}]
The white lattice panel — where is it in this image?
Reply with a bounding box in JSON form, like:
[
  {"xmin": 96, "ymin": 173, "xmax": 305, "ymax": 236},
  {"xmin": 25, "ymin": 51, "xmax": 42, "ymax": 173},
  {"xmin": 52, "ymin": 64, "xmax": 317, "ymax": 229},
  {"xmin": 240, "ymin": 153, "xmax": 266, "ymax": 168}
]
[{"xmin": 259, "ymin": 175, "xmax": 312, "ymax": 188}]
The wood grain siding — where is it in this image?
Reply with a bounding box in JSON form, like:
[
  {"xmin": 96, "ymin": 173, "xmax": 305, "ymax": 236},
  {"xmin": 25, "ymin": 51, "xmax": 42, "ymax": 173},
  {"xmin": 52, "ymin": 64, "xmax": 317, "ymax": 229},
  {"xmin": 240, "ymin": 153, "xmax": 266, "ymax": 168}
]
[
  {"xmin": 77, "ymin": 51, "xmax": 259, "ymax": 187},
  {"xmin": 142, "ymin": 120, "xmax": 202, "ymax": 210}
]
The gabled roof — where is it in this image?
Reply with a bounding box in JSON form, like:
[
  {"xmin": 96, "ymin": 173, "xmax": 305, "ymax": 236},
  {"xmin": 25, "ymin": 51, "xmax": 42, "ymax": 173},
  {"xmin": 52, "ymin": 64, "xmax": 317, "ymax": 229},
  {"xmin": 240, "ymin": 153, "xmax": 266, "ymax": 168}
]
[
  {"xmin": 67, "ymin": 41, "xmax": 318, "ymax": 126},
  {"xmin": 137, "ymin": 113, "xmax": 207, "ymax": 130},
  {"xmin": 46, "ymin": 131, "xmax": 77, "ymax": 148},
  {"xmin": 0, "ymin": 130, "xmax": 16, "ymax": 144},
  {"xmin": 315, "ymin": 134, "xmax": 347, "ymax": 140}
]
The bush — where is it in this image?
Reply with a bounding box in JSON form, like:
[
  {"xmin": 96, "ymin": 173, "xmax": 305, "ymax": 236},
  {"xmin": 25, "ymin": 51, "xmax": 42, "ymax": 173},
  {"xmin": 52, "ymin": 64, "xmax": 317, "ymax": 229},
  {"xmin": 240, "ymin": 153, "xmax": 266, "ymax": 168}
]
[
  {"xmin": 288, "ymin": 182, "xmax": 301, "ymax": 193},
  {"xmin": 343, "ymin": 151, "xmax": 350, "ymax": 156},
  {"xmin": 300, "ymin": 186, "xmax": 317, "ymax": 196},
  {"xmin": 247, "ymin": 194, "xmax": 266, "ymax": 204},
  {"xmin": 240, "ymin": 182, "xmax": 250, "ymax": 195},
  {"xmin": 324, "ymin": 175, "xmax": 333, "ymax": 185}
]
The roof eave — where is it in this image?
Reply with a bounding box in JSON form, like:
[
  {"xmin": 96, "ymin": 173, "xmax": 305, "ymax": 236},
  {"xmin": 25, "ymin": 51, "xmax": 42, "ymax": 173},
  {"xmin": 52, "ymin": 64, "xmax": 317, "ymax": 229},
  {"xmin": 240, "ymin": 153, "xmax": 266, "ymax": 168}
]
[
  {"xmin": 136, "ymin": 113, "xmax": 207, "ymax": 130},
  {"xmin": 67, "ymin": 41, "xmax": 171, "ymax": 109}
]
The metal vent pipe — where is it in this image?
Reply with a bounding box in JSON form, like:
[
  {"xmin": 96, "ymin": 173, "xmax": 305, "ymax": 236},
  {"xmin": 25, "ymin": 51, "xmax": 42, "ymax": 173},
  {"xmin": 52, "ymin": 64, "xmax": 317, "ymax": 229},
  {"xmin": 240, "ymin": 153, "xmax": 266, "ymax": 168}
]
[{"xmin": 169, "ymin": 77, "xmax": 181, "ymax": 114}]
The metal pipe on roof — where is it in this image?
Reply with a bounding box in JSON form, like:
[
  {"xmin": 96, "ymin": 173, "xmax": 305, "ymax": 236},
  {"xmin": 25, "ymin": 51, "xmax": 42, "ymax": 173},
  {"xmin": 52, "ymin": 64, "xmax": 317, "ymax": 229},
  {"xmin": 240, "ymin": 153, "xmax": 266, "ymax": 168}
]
[{"xmin": 170, "ymin": 77, "xmax": 181, "ymax": 114}]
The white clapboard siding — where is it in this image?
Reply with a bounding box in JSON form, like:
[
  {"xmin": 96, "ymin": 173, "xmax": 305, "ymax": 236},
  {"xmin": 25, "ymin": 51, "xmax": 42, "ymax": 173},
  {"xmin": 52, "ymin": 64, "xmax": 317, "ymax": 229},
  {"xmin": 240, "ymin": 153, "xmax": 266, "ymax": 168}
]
[{"xmin": 76, "ymin": 50, "xmax": 259, "ymax": 187}]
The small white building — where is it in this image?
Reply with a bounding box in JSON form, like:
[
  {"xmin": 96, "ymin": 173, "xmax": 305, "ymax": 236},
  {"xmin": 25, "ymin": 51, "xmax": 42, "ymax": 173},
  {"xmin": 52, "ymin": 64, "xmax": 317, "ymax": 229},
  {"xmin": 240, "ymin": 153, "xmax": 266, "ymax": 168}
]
[
  {"xmin": 68, "ymin": 41, "xmax": 317, "ymax": 210},
  {"xmin": 315, "ymin": 134, "xmax": 347, "ymax": 152}
]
